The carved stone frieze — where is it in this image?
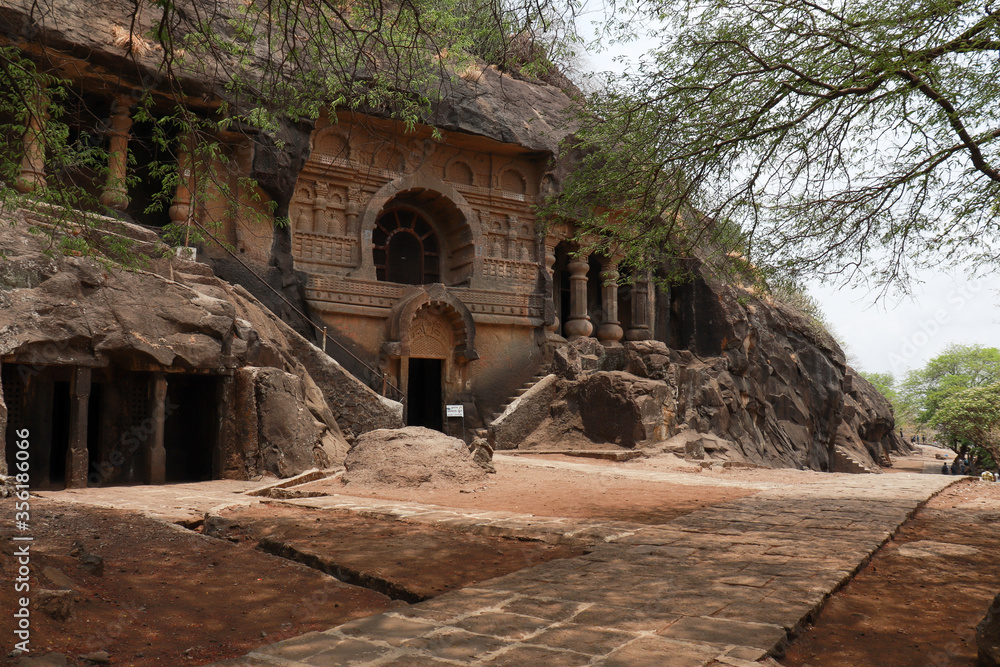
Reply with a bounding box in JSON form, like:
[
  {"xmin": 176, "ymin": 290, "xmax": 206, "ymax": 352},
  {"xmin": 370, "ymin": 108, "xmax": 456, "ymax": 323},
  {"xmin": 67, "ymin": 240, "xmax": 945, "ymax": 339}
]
[
  {"xmin": 292, "ymin": 232, "xmax": 358, "ymax": 268},
  {"xmin": 304, "ymin": 276, "xmax": 543, "ymax": 320}
]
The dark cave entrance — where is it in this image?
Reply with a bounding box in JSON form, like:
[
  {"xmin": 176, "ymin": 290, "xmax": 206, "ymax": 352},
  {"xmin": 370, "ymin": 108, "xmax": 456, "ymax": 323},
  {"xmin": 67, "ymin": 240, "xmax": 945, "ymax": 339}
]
[
  {"xmin": 406, "ymin": 358, "xmax": 443, "ymax": 432},
  {"xmin": 163, "ymin": 375, "xmax": 218, "ymax": 482}
]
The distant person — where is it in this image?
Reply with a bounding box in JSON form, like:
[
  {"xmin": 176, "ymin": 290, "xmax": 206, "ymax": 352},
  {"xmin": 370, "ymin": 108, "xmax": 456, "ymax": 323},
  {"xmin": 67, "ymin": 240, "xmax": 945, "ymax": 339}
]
[
  {"xmin": 942, "ymin": 462, "xmax": 950, "ymax": 474},
  {"xmin": 951, "ymin": 460, "xmax": 959, "ymax": 474},
  {"xmin": 900, "ymin": 428, "xmax": 904, "ymax": 438},
  {"xmin": 959, "ymin": 459, "xmax": 967, "ymax": 475}
]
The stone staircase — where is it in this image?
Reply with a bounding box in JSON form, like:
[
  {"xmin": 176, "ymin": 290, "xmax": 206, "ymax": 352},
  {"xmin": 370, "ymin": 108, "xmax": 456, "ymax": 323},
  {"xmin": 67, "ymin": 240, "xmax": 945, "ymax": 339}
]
[
  {"xmin": 832, "ymin": 446, "xmax": 883, "ymax": 474},
  {"xmin": 486, "ymin": 372, "xmax": 549, "ymax": 427}
]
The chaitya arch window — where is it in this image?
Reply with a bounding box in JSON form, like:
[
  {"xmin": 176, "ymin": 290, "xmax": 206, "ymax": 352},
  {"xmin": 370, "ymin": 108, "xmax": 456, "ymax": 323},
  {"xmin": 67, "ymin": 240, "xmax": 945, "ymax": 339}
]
[{"xmin": 373, "ymin": 208, "xmax": 441, "ymax": 285}]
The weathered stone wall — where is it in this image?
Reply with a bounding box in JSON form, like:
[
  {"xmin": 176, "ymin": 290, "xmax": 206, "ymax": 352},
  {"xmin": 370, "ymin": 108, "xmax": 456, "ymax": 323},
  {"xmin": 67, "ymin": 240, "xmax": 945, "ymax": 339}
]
[
  {"xmin": 468, "ymin": 322, "xmax": 546, "ymax": 422},
  {"xmin": 233, "ymin": 367, "xmax": 346, "ymax": 478}
]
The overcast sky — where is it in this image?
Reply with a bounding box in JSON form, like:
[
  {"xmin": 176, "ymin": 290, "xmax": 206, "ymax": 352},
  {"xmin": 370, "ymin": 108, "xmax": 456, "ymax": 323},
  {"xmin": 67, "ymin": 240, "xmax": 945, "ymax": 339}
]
[
  {"xmin": 809, "ymin": 274, "xmax": 999, "ymax": 378},
  {"xmin": 580, "ymin": 18, "xmax": 1000, "ymax": 380}
]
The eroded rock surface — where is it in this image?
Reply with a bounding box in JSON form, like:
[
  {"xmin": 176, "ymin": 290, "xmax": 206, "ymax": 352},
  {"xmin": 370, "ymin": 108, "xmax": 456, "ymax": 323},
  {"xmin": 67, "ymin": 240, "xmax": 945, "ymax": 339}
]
[
  {"xmin": 343, "ymin": 427, "xmax": 488, "ymax": 488},
  {"xmin": 0, "ymin": 214, "xmax": 399, "ymax": 479},
  {"xmin": 492, "ymin": 264, "xmax": 907, "ymax": 471}
]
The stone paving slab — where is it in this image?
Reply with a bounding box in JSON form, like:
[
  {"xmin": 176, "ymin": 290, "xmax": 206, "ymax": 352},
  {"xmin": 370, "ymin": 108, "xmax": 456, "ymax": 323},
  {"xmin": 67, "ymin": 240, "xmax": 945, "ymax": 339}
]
[
  {"xmin": 210, "ymin": 471, "xmax": 956, "ymax": 666},
  {"xmin": 271, "ymin": 494, "xmax": 647, "ymax": 546}
]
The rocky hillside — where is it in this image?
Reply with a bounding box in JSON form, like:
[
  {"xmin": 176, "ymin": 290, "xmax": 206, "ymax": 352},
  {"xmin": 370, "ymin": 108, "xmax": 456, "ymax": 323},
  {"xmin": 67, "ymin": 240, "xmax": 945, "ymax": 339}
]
[
  {"xmin": 0, "ymin": 210, "xmax": 401, "ymax": 480},
  {"xmin": 491, "ymin": 262, "xmax": 910, "ymax": 472}
]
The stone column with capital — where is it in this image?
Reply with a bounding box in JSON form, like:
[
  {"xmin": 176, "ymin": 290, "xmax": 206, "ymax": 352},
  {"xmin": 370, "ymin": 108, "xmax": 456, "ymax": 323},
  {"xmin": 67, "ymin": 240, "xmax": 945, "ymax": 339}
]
[
  {"xmin": 543, "ymin": 241, "xmax": 562, "ymax": 338},
  {"xmin": 99, "ymin": 96, "xmax": 134, "ymax": 211},
  {"xmin": 312, "ymin": 189, "xmax": 328, "ymax": 235},
  {"xmin": 146, "ymin": 373, "xmax": 167, "ymax": 485},
  {"xmin": 66, "ymin": 367, "xmax": 91, "ymax": 489},
  {"xmin": 563, "ymin": 251, "xmax": 594, "ymax": 340},
  {"xmin": 596, "ymin": 256, "xmax": 624, "ymax": 346},
  {"xmin": 626, "ymin": 270, "xmax": 653, "ymax": 341},
  {"xmin": 169, "ymin": 133, "xmax": 197, "ymax": 244},
  {"xmin": 16, "ymin": 89, "xmax": 50, "ymax": 194}
]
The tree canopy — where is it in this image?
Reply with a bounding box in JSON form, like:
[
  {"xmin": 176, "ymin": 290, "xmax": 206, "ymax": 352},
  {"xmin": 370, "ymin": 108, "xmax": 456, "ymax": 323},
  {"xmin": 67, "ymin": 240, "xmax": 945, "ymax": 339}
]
[
  {"xmin": 900, "ymin": 343, "xmax": 1000, "ymax": 426},
  {"xmin": 551, "ymin": 0, "xmax": 1000, "ymax": 288},
  {"xmin": 934, "ymin": 382, "xmax": 1000, "ymax": 466}
]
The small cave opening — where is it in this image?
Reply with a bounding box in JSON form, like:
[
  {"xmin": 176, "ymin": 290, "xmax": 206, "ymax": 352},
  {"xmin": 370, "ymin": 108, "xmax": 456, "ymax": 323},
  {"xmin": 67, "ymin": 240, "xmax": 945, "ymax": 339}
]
[{"xmin": 164, "ymin": 374, "xmax": 218, "ymax": 482}]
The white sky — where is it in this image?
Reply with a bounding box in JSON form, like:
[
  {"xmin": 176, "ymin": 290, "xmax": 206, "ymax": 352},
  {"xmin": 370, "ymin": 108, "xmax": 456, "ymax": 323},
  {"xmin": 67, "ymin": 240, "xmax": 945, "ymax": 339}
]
[
  {"xmin": 578, "ymin": 14, "xmax": 1000, "ymax": 380},
  {"xmin": 808, "ymin": 274, "xmax": 999, "ymax": 377}
]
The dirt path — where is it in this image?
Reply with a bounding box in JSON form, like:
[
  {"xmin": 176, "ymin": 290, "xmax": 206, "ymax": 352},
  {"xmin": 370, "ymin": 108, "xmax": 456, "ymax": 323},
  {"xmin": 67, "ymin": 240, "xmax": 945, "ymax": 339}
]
[
  {"xmin": 781, "ymin": 479, "xmax": 1000, "ymax": 667},
  {"xmin": 305, "ymin": 455, "xmax": 757, "ymax": 525}
]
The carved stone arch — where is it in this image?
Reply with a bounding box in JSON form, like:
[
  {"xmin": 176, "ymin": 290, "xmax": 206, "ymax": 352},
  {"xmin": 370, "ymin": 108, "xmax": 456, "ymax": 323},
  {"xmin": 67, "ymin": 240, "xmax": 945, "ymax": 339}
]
[
  {"xmin": 444, "ymin": 156, "xmax": 475, "ymax": 186},
  {"xmin": 499, "ymin": 166, "xmax": 527, "ymax": 194},
  {"xmin": 358, "ymin": 174, "xmax": 485, "ymax": 286},
  {"xmin": 385, "ymin": 285, "xmax": 478, "ymax": 364},
  {"xmin": 311, "ymin": 126, "xmax": 351, "ymax": 160}
]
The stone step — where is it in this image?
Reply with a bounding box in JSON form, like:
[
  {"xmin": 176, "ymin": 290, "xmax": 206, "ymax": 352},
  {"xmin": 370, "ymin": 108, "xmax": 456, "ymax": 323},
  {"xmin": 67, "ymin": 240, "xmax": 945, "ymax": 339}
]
[{"xmin": 488, "ymin": 373, "xmax": 550, "ymax": 424}]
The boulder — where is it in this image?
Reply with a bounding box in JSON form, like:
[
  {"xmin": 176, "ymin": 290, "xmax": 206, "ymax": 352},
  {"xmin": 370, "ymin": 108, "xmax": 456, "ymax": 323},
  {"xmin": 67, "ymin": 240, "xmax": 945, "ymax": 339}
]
[
  {"xmin": 467, "ymin": 437, "xmax": 496, "ymax": 474},
  {"xmin": 34, "ymin": 589, "xmax": 76, "ymax": 621},
  {"xmin": 343, "ymin": 427, "xmax": 488, "ymax": 488},
  {"xmin": 660, "ymin": 429, "xmax": 744, "ymax": 462},
  {"xmin": 569, "ymin": 372, "xmax": 672, "ymax": 448},
  {"xmin": 234, "ymin": 367, "xmax": 346, "ymax": 478},
  {"xmin": 509, "ymin": 371, "xmax": 672, "ymax": 451},
  {"xmin": 488, "ymin": 374, "xmax": 560, "ymax": 450},
  {"xmin": 978, "ymin": 592, "xmax": 1000, "ymax": 667}
]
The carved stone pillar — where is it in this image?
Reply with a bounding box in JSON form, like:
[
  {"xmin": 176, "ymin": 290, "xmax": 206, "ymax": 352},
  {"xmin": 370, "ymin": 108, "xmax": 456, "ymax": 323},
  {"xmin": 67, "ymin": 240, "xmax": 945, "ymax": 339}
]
[
  {"xmin": 543, "ymin": 241, "xmax": 561, "ymax": 336},
  {"xmin": 563, "ymin": 251, "xmax": 593, "ymax": 340},
  {"xmin": 169, "ymin": 133, "xmax": 197, "ymax": 240},
  {"xmin": 66, "ymin": 367, "xmax": 92, "ymax": 489},
  {"xmin": 596, "ymin": 256, "xmax": 624, "ymax": 346},
  {"xmin": 147, "ymin": 373, "xmax": 167, "ymax": 485},
  {"xmin": 626, "ymin": 270, "xmax": 653, "ymax": 341},
  {"xmin": 345, "ymin": 200, "xmax": 359, "ymax": 236},
  {"xmin": 99, "ymin": 96, "xmax": 134, "ymax": 211},
  {"xmin": 15, "ymin": 89, "xmax": 50, "ymax": 194},
  {"xmin": 312, "ymin": 195, "xmax": 328, "ymax": 234}
]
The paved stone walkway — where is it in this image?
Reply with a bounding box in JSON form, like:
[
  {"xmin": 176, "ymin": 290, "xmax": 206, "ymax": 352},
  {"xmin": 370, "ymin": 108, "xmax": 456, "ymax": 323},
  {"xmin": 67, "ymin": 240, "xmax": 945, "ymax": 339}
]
[{"xmin": 208, "ymin": 472, "xmax": 955, "ymax": 667}]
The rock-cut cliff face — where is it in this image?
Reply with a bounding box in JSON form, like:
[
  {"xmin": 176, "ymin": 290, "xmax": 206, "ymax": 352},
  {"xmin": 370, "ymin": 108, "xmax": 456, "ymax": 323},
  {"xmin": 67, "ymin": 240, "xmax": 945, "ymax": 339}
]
[
  {"xmin": 491, "ymin": 262, "xmax": 910, "ymax": 471},
  {"xmin": 0, "ymin": 211, "xmax": 402, "ymax": 483},
  {"xmin": 659, "ymin": 267, "xmax": 911, "ymax": 470}
]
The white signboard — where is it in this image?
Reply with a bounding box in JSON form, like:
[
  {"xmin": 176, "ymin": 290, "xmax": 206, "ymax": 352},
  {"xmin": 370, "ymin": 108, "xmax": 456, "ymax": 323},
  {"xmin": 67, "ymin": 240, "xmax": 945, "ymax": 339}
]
[{"xmin": 445, "ymin": 404, "xmax": 464, "ymax": 418}]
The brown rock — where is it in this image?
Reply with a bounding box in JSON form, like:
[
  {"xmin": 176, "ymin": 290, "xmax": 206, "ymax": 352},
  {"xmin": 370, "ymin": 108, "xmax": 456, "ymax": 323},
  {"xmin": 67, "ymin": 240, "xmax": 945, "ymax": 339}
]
[
  {"xmin": 34, "ymin": 589, "xmax": 76, "ymax": 621},
  {"xmin": 0, "ymin": 217, "xmax": 401, "ymax": 482},
  {"xmin": 977, "ymin": 592, "xmax": 1000, "ymax": 666},
  {"xmin": 344, "ymin": 427, "xmax": 487, "ymax": 488},
  {"xmin": 78, "ymin": 651, "xmax": 111, "ymax": 665},
  {"xmin": 488, "ymin": 375, "xmax": 560, "ymax": 450}
]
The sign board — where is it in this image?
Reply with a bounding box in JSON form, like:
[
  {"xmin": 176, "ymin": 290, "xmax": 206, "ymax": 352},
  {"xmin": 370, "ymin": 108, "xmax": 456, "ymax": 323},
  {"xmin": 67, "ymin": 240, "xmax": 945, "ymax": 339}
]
[{"xmin": 445, "ymin": 404, "xmax": 464, "ymax": 418}]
